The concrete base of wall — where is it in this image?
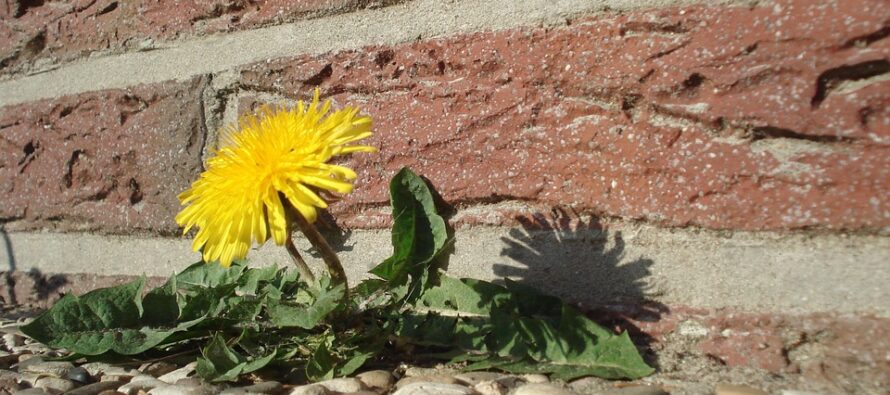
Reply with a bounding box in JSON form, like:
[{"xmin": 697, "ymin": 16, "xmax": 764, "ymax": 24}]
[{"xmin": 3, "ymin": 221, "xmax": 888, "ymax": 316}]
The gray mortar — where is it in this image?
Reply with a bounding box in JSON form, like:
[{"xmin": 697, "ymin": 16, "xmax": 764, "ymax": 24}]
[
  {"xmin": 0, "ymin": 0, "xmax": 750, "ymax": 107},
  {"xmin": 3, "ymin": 221, "xmax": 888, "ymax": 316}
]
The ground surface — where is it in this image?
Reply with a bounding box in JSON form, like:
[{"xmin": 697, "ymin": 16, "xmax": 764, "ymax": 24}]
[{"xmin": 0, "ymin": 271, "xmax": 879, "ymax": 395}]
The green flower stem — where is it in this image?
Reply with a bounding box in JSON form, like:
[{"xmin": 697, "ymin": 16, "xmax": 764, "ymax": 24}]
[
  {"xmin": 290, "ymin": 208, "xmax": 349, "ymax": 291},
  {"xmin": 284, "ymin": 233, "xmax": 317, "ymax": 284}
]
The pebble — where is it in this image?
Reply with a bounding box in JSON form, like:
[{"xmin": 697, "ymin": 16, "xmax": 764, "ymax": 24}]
[
  {"xmin": 0, "ymin": 368, "xmax": 20, "ymax": 379},
  {"xmin": 17, "ymin": 353, "xmax": 38, "ymax": 363},
  {"xmin": 287, "ymin": 384, "xmax": 331, "ymax": 395},
  {"xmin": 391, "ymin": 382, "xmax": 478, "ymax": 395},
  {"xmin": 2, "ymin": 333, "xmax": 24, "ymax": 349},
  {"xmin": 119, "ymin": 376, "xmax": 169, "ymax": 394},
  {"xmin": 521, "ymin": 374, "xmax": 549, "ymax": 384},
  {"xmin": 453, "ymin": 372, "xmax": 506, "ymax": 386},
  {"xmin": 157, "ymin": 363, "xmax": 197, "ymax": 384},
  {"xmin": 148, "ymin": 384, "xmax": 216, "ymax": 395},
  {"xmin": 716, "ymin": 384, "xmax": 770, "ymax": 395},
  {"xmin": 356, "ymin": 370, "xmax": 395, "ymax": 392},
  {"xmin": 396, "ymin": 375, "xmax": 462, "ymax": 389},
  {"xmin": 220, "ymin": 381, "xmax": 283, "ymax": 395},
  {"xmin": 402, "ymin": 367, "xmax": 458, "ymax": 377},
  {"xmin": 606, "ymin": 385, "xmax": 669, "ymax": 395},
  {"xmin": 34, "ymin": 376, "xmax": 76, "ymax": 393},
  {"xmin": 0, "ymin": 350, "xmax": 18, "ymax": 367},
  {"xmin": 316, "ymin": 377, "xmax": 367, "ymax": 393},
  {"xmin": 20, "ymin": 360, "xmax": 75, "ymax": 377},
  {"xmin": 13, "ymin": 388, "xmax": 52, "ymax": 395},
  {"xmin": 174, "ymin": 378, "xmax": 206, "ymax": 388},
  {"xmin": 67, "ymin": 381, "xmax": 129, "ymax": 395},
  {"xmin": 0, "ymin": 368, "xmax": 20, "ymax": 392},
  {"xmin": 67, "ymin": 366, "xmax": 92, "ymax": 383},
  {"xmin": 513, "ymin": 383, "xmax": 578, "ymax": 395},
  {"xmin": 474, "ymin": 380, "xmax": 508, "ymax": 395},
  {"xmin": 140, "ymin": 362, "xmax": 179, "ymax": 378},
  {"xmin": 81, "ymin": 362, "xmax": 115, "ymax": 376}
]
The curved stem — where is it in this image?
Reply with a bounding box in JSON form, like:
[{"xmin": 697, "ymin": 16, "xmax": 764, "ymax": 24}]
[
  {"xmin": 284, "ymin": 232, "xmax": 316, "ymax": 284},
  {"xmin": 290, "ymin": 209, "xmax": 348, "ymax": 291}
]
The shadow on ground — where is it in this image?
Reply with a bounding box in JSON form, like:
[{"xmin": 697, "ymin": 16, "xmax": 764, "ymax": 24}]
[{"xmin": 493, "ymin": 207, "xmax": 668, "ymax": 365}]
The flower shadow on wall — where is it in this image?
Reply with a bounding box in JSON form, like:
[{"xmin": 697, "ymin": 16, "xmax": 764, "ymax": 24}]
[{"xmin": 495, "ymin": 208, "xmax": 667, "ymax": 364}]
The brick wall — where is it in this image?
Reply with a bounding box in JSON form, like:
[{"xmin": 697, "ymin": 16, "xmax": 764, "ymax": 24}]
[{"xmin": 1, "ymin": 0, "xmax": 889, "ymax": 389}]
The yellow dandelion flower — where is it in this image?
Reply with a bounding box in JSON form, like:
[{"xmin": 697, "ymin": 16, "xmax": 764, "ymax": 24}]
[{"xmin": 175, "ymin": 91, "xmax": 375, "ymax": 267}]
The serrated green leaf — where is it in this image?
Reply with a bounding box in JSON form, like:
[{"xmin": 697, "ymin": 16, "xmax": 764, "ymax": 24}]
[
  {"xmin": 142, "ymin": 276, "xmax": 180, "ymax": 325},
  {"xmin": 237, "ymin": 265, "xmax": 280, "ymax": 295},
  {"xmin": 306, "ymin": 342, "xmax": 335, "ymax": 381},
  {"xmin": 370, "ymin": 168, "xmax": 447, "ymax": 287},
  {"xmin": 485, "ymin": 331, "xmax": 654, "ymax": 380},
  {"xmin": 268, "ymin": 281, "xmax": 345, "ymax": 329},
  {"xmin": 175, "ymin": 260, "xmax": 248, "ymax": 289},
  {"xmin": 196, "ymin": 333, "xmax": 276, "ymax": 382},
  {"xmin": 402, "ymin": 275, "xmax": 653, "ymax": 380},
  {"xmin": 20, "ymin": 278, "xmax": 188, "ymax": 355}
]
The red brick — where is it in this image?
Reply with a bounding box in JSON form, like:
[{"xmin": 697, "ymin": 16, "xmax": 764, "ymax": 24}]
[
  {"xmin": 0, "ymin": 77, "xmax": 207, "ymax": 233},
  {"xmin": 0, "ymin": 0, "xmax": 400, "ymax": 74},
  {"xmin": 238, "ymin": 0, "xmax": 890, "ymax": 232},
  {"xmin": 599, "ymin": 304, "xmax": 890, "ymax": 393}
]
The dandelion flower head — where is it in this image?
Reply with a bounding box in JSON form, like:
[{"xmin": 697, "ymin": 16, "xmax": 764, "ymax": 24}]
[{"xmin": 176, "ymin": 91, "xmax": 375, "ymax": 267}]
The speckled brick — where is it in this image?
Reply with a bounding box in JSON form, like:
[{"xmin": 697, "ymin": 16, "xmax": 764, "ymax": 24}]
[
  {"xmin": 238, "ymin": 0, "xmax": 890, "ymax": 232},
  {"xmin": 0, "ymin": 0, "xmax": 405, "ymax": 75},
  {"xmin": 595, "ymin": 304, "xmax": 890, "ymax": 393},
  {"xmin": 0, "ymin": 77, "xmax": 207, "ymax": 233}
]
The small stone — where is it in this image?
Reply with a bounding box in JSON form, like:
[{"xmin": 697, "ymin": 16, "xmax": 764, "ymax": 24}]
[
  {"xmin": 173, "ymin": 378, "xmax": 204, "ymax": 388},
  {"xmin": 607, "ymin": 385, "xmax": 669, "ymax": 395},
  {"xmin": 396, "ymin": 375, "xmax": 461, "ymax": 389},
  {"xmin": 140, "ymin": 362, "xmax": 178, "ymax": 378},
  {"xmin": 17, "ymin": 353, "xmax": 38, "ymax": 363},
  {"xmin": 568, "ymin": 377, "xmax": 610, "ymax": 393},
  {"xmin": 15, "ymin": 356, "xmax": 44, "ymax": 370},
  {"xmin": 716, "ymin": 384, "xmax": 769, "ymax": 395},
  {"xmin": 0, "ymin": 368, "xmax": 20, "ymax": 380},
  {"xmin": 13, "ymin": 388, "xmax": 52, "ymax": 395},
  {"xmin": 21, "ymin": 361, "xmax": 75, "ymax": 377},
  {"xmin": 0, "ymin": 350, "xmax": 19, "ymax": 367},
  {"xmin": 157, "ymin": 363, "xmax": 196, "ymax": 384},
  {"xmin": 677, "ymin": 320, "xmax": 709, "ymax": 338},
  {"xmin": 81, "ymin": 363, "xmax": 115, "ymax": 377},
  {"xmin": 513, "ymin": 383, "xmax": 577, "ymax": 395},
  {"xmin": 18, "ymin": 372, "xmax": 42, "ymax": 386},
  {"xmin": 287, "ymin": 384, "xmax": 331, "ymax": 395},
  {"xmin": 0, "ymin": 369, "xmax": 21, "ymax": 392},
  {"xmin": 67, "ymin": 381, "xmax": 129, "ymax": 395},
  {"xmin": 67, "ymin": 366, "xmax": 92, "ymax": 383},
  {"xmin": 316, "ymin": 377, "xmax": 366, "ymax": 393},
  {"xmin": 34, "ymin": 376, "xmax": 76, "ymax": 393},
  {"xmin": 402, "ymin": 367, "xmax": 458, "ymax": 377},
  {"xmin": 148, "ymin": 384, "xmax": 216, "ymax": 395},
  {"xmin": 521, "ymin": 374, "xmax": 549, "ymax": 384},
  {"xmin": 474, "ymin": 380, "xmax": 507, "ymax": 395},
  {"xmin": 454, "ymin": 372, "xmax": 506, "ymax": 386},
  {"xmin": 356, "ymin": 370, "xmax": 395, "ymax": 391},
  {"xmin": 119, "ymin": 376, "xmax": 168, "ymax": 395},
  {"xmin": 3, "ymin": 333, "xmax": 24, "ymax": 349},
  {"xmin": 90, "ymin": 365, "xmax": 140, "ymax": 380},
  {"xmin": 98, "ymin": 391, "xmax": 127, "ymax": 395},
  {"xmin": 220, "ymin": 381, "xmax": 283, "ymax": 395},
  {"xmin": 391, "ymin": 382, "xmax": 476, "ymax": 395}
]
